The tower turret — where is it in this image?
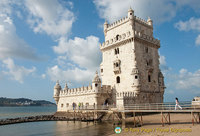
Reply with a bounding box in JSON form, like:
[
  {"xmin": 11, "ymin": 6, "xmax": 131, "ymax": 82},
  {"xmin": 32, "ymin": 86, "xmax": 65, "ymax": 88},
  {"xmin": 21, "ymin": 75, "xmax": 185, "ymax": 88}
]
[
  {"xmin": 92, "ymin": 71, "xmax": 101, "ymax": 92},
  {"xmin": 131, "ymin": 67, "xmax": 141, "ymax": 95},
  {"xmin": 128, "ymin": 7, "xmax": 134, "ymax": 26},
  {"xmin": 64, "ymin": 82, "xmax": 68, "ymax": 92},
  {"xmin": 147, "ymin": 17, "xmax": 153, "ymax": 27},
  {"xmin": 128, "ymin": 7, "xmax": 134, "ymax": 19},
  {"xmin": 53, "ymin": 80, "xmax": 61, "ymax": 104},
  {"xmin": 104, "ymin": 20, "xmax": 108, "ymax": 36}
]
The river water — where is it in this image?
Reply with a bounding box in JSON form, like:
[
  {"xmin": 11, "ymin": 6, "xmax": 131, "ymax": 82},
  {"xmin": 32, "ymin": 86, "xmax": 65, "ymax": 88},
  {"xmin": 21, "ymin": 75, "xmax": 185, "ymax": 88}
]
[{"xmin": 0, "ymin": 106, "xmax": 116, "ymax": 136}]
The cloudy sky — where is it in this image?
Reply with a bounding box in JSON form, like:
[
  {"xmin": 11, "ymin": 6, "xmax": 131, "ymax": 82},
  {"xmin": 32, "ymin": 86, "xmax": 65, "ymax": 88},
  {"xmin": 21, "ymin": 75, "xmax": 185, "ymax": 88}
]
[{"xmin": 0, "ymin": 0, "xmax": 200, "ymax": 102}]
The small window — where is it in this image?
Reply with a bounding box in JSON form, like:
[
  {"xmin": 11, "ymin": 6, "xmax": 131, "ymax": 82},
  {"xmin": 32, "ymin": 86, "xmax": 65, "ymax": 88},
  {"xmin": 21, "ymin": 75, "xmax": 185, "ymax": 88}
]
[
  {"xmin": 145, "ymin": 47, "xmax": 148, "ymax": 53},
  {"xmin": 114, "ymin": 48, "xmax": 119, "ymax": 55},
  {"xmin": 95, "ymin": 84, "xmax": 98, "ymax": 87},
  {"xmin": 66, "ymin": 103, "xmax": 69, "ymax": 107},
  {"xmin": 114, "ymin": 49, "xmax": 117, "ymax": 54},
  {"xmin": 101, "ymin": 69, "xmax": 103, "ymax": 73},
  {"xmin": 116, "ymin": 63, "xmax": 119, "ymax": 67},
  {"xmin": 61, "ymin": 104, "xmax": 63, "ymax": 107},
  {"xmin": 135, "ymin": 75, "xmax": 138, "ymax": 79},
  {"xmin": 130, "ymin": 13, "xmax": 132, "ymax": 15},
  {"xmin": 116, "ymin": 76, "xmax": 120, "ymax": 83},
  {"xmin": 148, "ymin": 75, "xmax": 151, "ymax": 82},
  {"xmin": 116, "ymin": 35, "xmax": 119, "ymax": 40}
]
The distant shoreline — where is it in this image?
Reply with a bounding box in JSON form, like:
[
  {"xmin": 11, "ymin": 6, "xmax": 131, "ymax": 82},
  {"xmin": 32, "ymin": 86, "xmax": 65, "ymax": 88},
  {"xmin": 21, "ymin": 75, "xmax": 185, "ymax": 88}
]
[
  {"xmin": 0, "ymin": 105, "xmax": 56, "ymax": 107},
  {"xmin": 0, "ymin": 97, "xmax": 56, "ymax": 107}
]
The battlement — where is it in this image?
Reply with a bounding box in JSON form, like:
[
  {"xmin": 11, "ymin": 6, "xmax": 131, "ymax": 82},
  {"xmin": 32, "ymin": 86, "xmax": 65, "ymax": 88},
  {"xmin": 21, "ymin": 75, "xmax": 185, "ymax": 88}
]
[
  {"xmin": 100, "ymin": 30, "xmax": 160, "ymax": 50},
  {"xmin": 59, "ymin": 84, "xmax": 112, "ymax": 97},
  {"xmin": 105, "ymin": 15, "xmax": 152, "ymax": 32},
  {"xmin": 135, "ymin": 16, "xmax": 150, "ymax": 27},
  {"xmin": 100, "ymin": 30, "xmax": 133, "ymax": 50},
  {"xmin": 134, "ymin": 30, "xmax": 160, "ymax": 46},
  {"xmin": 107, "ymin": 16, "xmax": 129, "ymax": 30}
]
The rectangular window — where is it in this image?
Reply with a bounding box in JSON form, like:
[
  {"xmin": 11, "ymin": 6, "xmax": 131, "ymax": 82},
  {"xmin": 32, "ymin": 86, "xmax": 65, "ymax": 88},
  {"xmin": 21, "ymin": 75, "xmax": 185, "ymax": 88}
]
[
  {"xmin": 148, "ymin": 75, "xmax": 151, "ymax": 82},
  {"xmin": 101, "ymin": 69, "xmax": 103, "ymax": 73}
]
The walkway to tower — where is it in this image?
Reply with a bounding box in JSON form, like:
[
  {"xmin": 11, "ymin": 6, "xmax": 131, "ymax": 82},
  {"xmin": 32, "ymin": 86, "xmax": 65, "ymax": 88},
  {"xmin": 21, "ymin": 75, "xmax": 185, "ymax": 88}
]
[{"xmin": 54, "ymin": 102, "xmax": 200, "ymax": 126}]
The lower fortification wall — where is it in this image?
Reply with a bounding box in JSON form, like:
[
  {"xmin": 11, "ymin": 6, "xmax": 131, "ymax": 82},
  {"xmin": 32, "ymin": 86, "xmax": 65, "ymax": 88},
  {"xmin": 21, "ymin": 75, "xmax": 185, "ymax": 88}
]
[{"xmin": 57, "ymin": 93, "xmax": 98, "ymax": 111}]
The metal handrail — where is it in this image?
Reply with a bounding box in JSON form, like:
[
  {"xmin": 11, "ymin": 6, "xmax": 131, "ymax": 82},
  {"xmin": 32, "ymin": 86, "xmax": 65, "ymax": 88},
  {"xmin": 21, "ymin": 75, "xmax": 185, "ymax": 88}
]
[{"xmin": 64, "ymin": 102, "xmax": 200, "ymax": 111}]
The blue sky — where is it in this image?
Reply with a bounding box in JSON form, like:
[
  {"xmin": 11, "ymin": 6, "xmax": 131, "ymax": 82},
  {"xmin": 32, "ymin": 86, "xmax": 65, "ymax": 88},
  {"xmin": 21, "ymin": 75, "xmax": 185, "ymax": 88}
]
[{"xmin": 0, "ymin": 0, "xmax": 200, "ymax": 102}]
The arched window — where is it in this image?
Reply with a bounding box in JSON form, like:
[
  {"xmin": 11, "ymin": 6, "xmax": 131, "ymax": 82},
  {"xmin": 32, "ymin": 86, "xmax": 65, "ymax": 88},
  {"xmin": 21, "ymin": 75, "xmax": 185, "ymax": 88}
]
[
  {"xmin": 135, "ymin": 75, "xmax": 138, "ymax": 79},
  {"xmin": 116, "ymin": 76, "xmax": 120, "ymax": 83}
]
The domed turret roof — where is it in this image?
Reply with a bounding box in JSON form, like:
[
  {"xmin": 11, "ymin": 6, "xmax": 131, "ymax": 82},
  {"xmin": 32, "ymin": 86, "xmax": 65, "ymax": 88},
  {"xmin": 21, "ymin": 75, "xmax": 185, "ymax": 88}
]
[
  {"xmin": 64, "ymin": 82, "xmax": 68, "ymax": 90},
  {"xmin": 128, "ymin": 7, "xmax": 134, "ymax": 12},
  {"xmin": 92, "ymin": 71, "xmax": 101, "ymax": 83},
  {"xmin": 147, "ymin": 17, "xmax": 152, "ymax": 22},
  {"xmin": 54, "ymin": 80, "xmax": 61, "ymax": 89}
]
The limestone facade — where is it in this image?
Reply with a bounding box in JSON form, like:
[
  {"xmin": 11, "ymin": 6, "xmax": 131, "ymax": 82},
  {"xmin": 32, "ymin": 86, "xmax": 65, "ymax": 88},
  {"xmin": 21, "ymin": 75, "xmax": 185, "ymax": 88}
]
[{"xmin": 54, "ymin": 8, "xmax": 165, "ymax": 111}]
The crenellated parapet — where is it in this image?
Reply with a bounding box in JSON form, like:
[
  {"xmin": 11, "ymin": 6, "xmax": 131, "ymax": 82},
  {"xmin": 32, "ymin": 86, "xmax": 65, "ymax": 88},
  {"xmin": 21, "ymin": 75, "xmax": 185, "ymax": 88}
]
[
  {"xmin": 135, "ymin": 16, "xmax": 152, "ymax": 28},
  {"xmin": 134, "ymin": 31, "xmax": 160, "ymax": 47},
  {"xmin": 59, "ymin": 84, "xmax": 94, "ymax": 97},
  {"xmin": 58, "ymin": 84, "xmax": 112, "ymax": 97},
  {"xmin": 100, "ymin": 31, "xmax": 133, "ymax": 50},
  {"xmin": 107, "ymin": 16, "xmax": 129, "ymax": 30},
  {"xmin": 105, "ymin": 15, "xmax": 152, "ymax": 32},
  {"xmin": 100, "ymin": 30, "xmax": 160, "ymax": 50}
]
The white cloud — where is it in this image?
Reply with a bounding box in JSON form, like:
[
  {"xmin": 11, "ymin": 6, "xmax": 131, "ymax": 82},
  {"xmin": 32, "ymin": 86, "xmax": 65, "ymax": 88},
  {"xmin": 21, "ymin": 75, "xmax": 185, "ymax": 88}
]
[
  {"xmin": 0, "ymin": 14, "xmax": 41, "ymax": 60},
  {"xmin": 94, "ymin": 0, "xmax": 200, "ymax": 24},
  {"xmin": 195, "ymin": 35, "xmax": 200, "ymax": 46},
  {"xmin": 93, "ymin": 0, "xmax": 177, "ymax": 23},
  {"xmin": 2, "ymin": 58, "xmax": 36, "ymax": 83},
  {"xmin": 168, "ymin": 69, "xmax": 200, "ymax": 92},
  {"xmin": 25, "ymin": 0, "xmax": 75, "ymax": 37},
  {"xmin": 53, "ymin": 36, "xmax": 101, "ymax": 71},
  {"xmin": 159, "ymin": 55, "xmax": 170, "ymax": 73},
  {"xmin": 41, "ymin": 74, "xmax": 46, "ymax": 79},
  {"xmin": 175, "ymin": 17, "xmax": 200, "ymax": 46},
  {"xmin": 48, "ymin": 36, "xmax": 101, "ymax": 85},
  {"xmin": 47, "ymin": 65, "xmax": 94, "ymax": 86},
  {"xmin": 175, "ymin": 17, "xmax": 200, "ymax": 32}
]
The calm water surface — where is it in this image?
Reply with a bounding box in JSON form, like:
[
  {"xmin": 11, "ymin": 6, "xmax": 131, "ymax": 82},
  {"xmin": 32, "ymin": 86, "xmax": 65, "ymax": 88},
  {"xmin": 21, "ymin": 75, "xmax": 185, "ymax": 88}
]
[
  {"xmin": 0, "ymin": 106, "xmax": 57, "ymax": 119},
  {"xmin": 0, "ymin": 106, "xmax": 116, "ymax": 136}
]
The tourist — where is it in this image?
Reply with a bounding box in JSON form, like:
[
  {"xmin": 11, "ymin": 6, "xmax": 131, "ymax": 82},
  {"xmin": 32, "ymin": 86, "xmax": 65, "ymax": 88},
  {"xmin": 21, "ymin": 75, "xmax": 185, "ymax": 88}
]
[
  {"xmin": 78, "ymin": 103, "xmax": 81, "ymax": 110},
  {"xmin": 175, "ymin": 97, "xmax": 182, "ymax": 110},
  {"xmin": 72, "ymin": 102, "xmax": 75, "ymax": 110}
]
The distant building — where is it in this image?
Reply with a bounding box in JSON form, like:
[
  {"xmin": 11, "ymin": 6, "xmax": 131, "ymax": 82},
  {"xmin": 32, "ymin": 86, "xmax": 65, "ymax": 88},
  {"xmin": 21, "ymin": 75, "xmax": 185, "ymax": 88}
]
[{"xmin": 54, "ymin": 8, "xmax": 165, "ymax": 111}]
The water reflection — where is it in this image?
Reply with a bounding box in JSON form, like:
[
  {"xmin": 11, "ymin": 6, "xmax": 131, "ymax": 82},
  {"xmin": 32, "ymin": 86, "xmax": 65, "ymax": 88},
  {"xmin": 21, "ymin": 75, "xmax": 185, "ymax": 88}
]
[{"xmin": 55, "ymin": 121, "xmax": 115, "ymax": 136}]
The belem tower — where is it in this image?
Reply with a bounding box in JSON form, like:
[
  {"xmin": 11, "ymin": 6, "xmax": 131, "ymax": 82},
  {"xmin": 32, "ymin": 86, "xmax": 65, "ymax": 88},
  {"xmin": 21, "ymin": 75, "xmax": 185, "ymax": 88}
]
[{"xmin": 53, "ymin": 8, "xmax": 165, "ymax": 111}]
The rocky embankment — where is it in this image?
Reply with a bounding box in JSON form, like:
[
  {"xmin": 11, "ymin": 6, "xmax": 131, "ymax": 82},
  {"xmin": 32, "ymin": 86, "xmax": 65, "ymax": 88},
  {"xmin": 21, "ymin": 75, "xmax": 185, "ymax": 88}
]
[{"xmin": 0, "ymin": 115, "xmax": 68, "ymax": 125}]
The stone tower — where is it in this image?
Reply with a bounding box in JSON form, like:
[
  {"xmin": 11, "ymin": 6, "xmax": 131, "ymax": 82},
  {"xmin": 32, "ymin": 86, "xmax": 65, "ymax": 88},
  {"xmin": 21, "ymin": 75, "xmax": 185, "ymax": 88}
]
[{"xmin": 99, "ymin": 8, "xmax": 165, "ymax": 108}]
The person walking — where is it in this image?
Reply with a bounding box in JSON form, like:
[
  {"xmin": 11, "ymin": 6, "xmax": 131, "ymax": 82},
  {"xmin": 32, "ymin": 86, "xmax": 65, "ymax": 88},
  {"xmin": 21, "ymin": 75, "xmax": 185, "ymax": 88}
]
[{"xmin": 175, "ymin": 97, "xmax": 182, "ymax": 110}]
